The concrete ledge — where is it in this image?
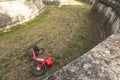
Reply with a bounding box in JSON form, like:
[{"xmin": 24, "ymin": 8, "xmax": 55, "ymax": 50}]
[{"xmin": 45, "ymin": 33, "xmax": 120, "ymax": 80}]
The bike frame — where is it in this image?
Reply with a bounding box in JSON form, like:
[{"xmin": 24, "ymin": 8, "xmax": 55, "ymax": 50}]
[{"xmin": 32, "ymin": 48, "xmax": 52, "ymax": 68}]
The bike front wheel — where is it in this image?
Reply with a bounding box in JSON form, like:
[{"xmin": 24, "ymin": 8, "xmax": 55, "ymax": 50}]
[{"xmin": 30, "ymin": 61, "xmax": 47, "ymax": 76}]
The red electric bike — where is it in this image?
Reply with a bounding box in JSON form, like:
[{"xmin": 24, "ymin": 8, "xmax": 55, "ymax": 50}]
[{"xmin": 26, "ymin": 45, "xmax": 53, "ymax": 76}]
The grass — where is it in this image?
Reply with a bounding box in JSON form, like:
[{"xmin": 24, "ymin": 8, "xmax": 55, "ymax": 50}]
[{"xmin": 0, "ymin": 4, "xmax": 101, "ymax": 80}]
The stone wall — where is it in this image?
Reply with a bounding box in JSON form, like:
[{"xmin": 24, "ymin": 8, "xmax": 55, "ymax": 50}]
[
  {"xmin": 91, "ymin": 0, "xmax": 120, "ymax": 39},
  {"xmin": 45, "ymin": 0, "xmax": 120, "ymax": 80},
  {"xmin": 42, "ymin": 0, "xmax": 68, "ymax": 6},
  {"xmin": 0, "ymin": 0, "xmax": 43, "ymax": 30},
  {"xmin": 79, "ymin": 0, "xmax": 95, "ymax": 4}
]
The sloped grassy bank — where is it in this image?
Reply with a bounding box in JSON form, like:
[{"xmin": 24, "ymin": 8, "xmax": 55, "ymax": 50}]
[{"xmin": 0, "ymin": 5, "xmax": 101, "ymax": 80}]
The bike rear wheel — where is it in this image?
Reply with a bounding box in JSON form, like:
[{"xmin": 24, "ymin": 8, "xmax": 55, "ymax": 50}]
[{"xmin": 30, "ymin": 61, "xmax": 47, "ymax": 76}]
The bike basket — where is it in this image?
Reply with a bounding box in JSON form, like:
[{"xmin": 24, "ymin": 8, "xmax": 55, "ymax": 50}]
[{"xmin": 46, "ymin": 57, "xmax": 52, "ymax": 67}]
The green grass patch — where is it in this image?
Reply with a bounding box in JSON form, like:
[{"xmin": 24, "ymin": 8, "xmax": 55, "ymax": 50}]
[{"xmin": 0, "ymin": 4, "xmax": 101, "ymax": 80}]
